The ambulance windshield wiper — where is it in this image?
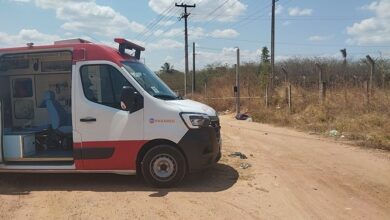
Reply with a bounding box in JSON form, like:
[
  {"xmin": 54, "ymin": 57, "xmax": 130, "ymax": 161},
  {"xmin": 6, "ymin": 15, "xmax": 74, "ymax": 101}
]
[{"xmin": 153, "ymin": 94, "xmax": 180, "ymax": 100}]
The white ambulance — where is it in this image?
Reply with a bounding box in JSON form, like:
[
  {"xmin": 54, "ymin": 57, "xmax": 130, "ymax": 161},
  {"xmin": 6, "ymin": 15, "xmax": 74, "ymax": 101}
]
[{"xmin": 0, "ymin": 38, "xmax": 221, "ymax": 187}]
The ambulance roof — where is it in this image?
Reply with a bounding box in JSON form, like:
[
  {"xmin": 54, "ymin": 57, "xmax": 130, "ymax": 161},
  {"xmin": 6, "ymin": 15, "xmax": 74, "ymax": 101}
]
[{"xmin": 0, "ymin": 38, "xmax": 142, "ymax": 66}]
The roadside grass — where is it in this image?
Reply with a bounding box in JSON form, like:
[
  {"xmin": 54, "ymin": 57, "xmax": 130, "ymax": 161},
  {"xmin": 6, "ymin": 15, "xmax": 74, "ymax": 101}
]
[{"xmin": 198, "ymin": 86, "xmax": 390, "ymax": 151}]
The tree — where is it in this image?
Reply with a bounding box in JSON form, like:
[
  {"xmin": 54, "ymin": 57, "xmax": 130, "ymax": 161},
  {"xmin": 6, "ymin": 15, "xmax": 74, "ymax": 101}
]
[
  {"xmin": 259, "ymin": 46, "xmax": 271, "ymax": 87},
  {"xmin": 261, "ymin": 46, "xmax": 270, "ymax": 63},
  {"xmin": 160, "ymin": 62, "xmax": 174, "ymax": 74}
]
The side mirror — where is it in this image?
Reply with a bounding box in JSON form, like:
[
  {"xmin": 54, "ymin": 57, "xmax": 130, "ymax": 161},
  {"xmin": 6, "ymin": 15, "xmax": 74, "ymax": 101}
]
[{"xmin": 120, "ymin": 86, "xmax": 143, "ymax": 113}]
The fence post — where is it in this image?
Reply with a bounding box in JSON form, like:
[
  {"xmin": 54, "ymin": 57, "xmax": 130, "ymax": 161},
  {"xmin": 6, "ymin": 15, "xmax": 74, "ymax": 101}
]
[
  {"xmin": 204, "ymin": 82, "xmax": 207, "ymax": 98},
  {"xmin": 316, "ymin": 63, "xmax": 326, "ymax": 104},
  {"xmin": 282, "ymin": 67, "xmax": 288, "ymax": 104},
  {"xmin": 288, "ymin": 83, "xmax": 292, "ymax": 112},
  {"xmin": 365, "ymin": 80, "xmax": 370, "ymax": 105},
  {"xmin": 265, "ymin": 83, "xmax": 269, "ymax": 107},
  {"xmin": 366, "ymin": 55, "xmax": 375, "ymax": 104}
]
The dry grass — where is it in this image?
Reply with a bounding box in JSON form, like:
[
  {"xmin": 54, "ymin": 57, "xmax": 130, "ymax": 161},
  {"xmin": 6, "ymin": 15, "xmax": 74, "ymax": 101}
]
[{"xmin": 196, "ymin": 85, "xmax": 390, "ymax": 151}]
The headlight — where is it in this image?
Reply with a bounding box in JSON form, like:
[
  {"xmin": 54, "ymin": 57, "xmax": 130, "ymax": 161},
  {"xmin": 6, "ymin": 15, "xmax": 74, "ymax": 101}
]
[{"xmin": 180, "ymin": 113, "xmax": 210, "ymax": 129}]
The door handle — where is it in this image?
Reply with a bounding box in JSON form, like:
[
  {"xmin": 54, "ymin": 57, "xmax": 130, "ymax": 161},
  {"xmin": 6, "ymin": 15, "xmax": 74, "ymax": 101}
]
[{"xmin": 80, "ymin": 117, "xmax": 96, "ymax": 122}]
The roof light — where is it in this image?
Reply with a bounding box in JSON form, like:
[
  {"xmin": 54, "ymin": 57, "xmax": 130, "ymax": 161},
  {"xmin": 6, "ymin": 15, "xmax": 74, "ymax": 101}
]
[{"xmin": 114, "ymin": 38, "xmax": 145, "ymax": 60}]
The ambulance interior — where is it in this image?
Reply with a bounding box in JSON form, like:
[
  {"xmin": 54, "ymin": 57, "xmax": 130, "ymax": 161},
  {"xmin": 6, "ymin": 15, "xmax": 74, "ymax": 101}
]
[{"xmin": 0, "ymin": 51, "xmax": 73, "ymax": 163}]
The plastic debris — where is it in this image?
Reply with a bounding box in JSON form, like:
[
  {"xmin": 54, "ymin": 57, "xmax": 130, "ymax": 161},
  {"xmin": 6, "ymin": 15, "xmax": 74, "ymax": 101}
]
[
  {"xmin": 235, "ymin": 113, "xmax": 250, "ymax": 120},
  {"xmin": 229, "ymin": 152, "xmax": 248, "ymax": 159},
  {"xmin": 240, "ymin": 163, "xmax": 252, "ymax": 169},
  {"xmin": 246, "ymin": 117, "xmax": 253, "ymax": 122},
  {"xmin": 329, "ymin": 130, "xmax": 339, "ymax": 137}
]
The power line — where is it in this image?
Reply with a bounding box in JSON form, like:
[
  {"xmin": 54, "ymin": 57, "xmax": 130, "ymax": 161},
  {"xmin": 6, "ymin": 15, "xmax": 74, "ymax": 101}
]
[
  {"xmin": 197, "ymin": 0, "xmax": 233, "ymax": 27},
  {"xmin": 195, "ymin": 45, "xmax": 389, "ymax": 58},
  {"xmin": 202, "ymin": 36, "xmax": 390, "ymax": 48},
  {"xmin": 227, "ymin": 0, "xmax": 293, "ymax": 30},
  {"xmin": 140, "ymin": 7, "xmax": 182, "ymax": 43},
  {"xmin": 141, "ymin": 9, "xmax": 182, "ymax": 42},
  {"xmin": 203, "ymin": 0, "xmax": 231, "ymax": 20},
  {"xmin": 135, "ymin": 5, "xmax": 175, "ymax": 41},
  {"xmin": 227, "ymin": 2, "xmax": 273, "ymax": 30}
]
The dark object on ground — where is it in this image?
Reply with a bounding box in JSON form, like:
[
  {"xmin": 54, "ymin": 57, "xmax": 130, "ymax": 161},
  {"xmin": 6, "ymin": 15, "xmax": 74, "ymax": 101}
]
[
  {"xmin": 235, "ymin": 113, "xmax": 250, "ymax": 120},
  {"xmin": 229, "ymin": 152, "xmax": 248, "ymax": 159}
]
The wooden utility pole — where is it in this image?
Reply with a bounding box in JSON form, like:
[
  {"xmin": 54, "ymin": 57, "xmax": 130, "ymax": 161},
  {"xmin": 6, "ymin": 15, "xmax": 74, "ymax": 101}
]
[
  {"xmin": 340, "ymin": 48, "xmax": 348, "ymax": 104},
  {"xmin": 192, "ymin": 42, "xmax": 196, "ymax": 96},
  {"xmin": 366, "ymin": 55, "xmax": 375, "ymax": 104},
  {"xmin": 235, "ymin": 47, "xmax": 240, "ymax": 115},
  {"xmin": 270, "ymin": 0, "xmax": 277, "ymax": 89},
  {"xmin": 340, "ymin": 48, "xmax": 347, "ymax": 82},
  {"xmin": 175, "ymin": 2, "xmax": 196, "ymax": 97}
]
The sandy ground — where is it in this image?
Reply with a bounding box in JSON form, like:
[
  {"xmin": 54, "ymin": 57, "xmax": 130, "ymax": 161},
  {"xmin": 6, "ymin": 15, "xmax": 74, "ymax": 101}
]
[{"xmin": 0, "ymin": 115, "xmax": 390, "ymax": 220}]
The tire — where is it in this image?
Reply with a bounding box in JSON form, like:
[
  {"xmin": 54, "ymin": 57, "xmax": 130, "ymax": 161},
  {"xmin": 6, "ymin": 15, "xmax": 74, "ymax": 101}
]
[{"xmin": 141, "ymin": 145, "xmax": 186, "ymax": 188}]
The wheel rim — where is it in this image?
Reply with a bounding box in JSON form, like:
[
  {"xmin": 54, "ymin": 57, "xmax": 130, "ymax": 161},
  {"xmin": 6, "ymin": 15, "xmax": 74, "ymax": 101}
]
[{"xmin": 150, "ymin": 154, "xmax": 177, "ymax": 182}]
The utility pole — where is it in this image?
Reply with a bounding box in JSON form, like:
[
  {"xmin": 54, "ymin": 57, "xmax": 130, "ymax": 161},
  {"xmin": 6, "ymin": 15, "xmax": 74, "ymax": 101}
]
[
  {"xmin": 366, "ymin": 55, "xmax": 375, "ymax": 103},
  {"xmin": 340, "ymin": 48, "xmax": 348, "ymax": 104},
  {"xmin": 270, "ymin": 0, "xmax": 277, "ymax": 89},
  {"xmin": 235, "ymin": 47, "xmax": 240, "ymax": 116},
  {"xmin": 175, "ymin": 2, "xmax": 196, "ymax": 97},
  {"xmin": 340, "ymin": 48, "xmax": 347, "ymax": 81},
  {"xmin": 192, "ymin": 42, "xmax": 196, "ymax": 96}
]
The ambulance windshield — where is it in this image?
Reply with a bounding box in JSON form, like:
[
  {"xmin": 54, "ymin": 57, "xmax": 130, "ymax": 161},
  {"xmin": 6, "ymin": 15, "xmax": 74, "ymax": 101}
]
[{"xmin": 122, "ymin": 61, "xmax": 181, "ymax": 100}]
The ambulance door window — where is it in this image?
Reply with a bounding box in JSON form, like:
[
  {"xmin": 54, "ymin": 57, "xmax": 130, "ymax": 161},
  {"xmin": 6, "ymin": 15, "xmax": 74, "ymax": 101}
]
[{"xmin": 80, "ymin": 64, "xmax": 134, "ymax": 110}]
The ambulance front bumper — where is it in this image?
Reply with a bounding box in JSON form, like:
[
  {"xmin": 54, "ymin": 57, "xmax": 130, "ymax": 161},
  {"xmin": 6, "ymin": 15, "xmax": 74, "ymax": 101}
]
[{"xmin": 177, "ymin": 116, "xmax": 221, "ymax": 172}]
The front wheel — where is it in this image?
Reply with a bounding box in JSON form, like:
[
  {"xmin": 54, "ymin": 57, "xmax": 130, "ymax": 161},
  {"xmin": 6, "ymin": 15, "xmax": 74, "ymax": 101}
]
[{"xmin": 141, "ymin": 145, "xmax": 186, "ymax": 188}]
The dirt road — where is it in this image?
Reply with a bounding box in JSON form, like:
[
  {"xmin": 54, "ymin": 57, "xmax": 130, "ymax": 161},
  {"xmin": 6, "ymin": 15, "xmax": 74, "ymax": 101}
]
[{"xmin": 1, "ymin": 115, "xmax": 389, "ymax": 219}]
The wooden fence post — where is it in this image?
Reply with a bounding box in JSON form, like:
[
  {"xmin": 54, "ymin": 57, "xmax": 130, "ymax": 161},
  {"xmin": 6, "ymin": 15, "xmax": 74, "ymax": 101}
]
[
  {"xmin": 204, "ymin": 82, "xmax": 207, "ymax": 98},
  {"xmin": 364, "ymin": 80, "xmax": 370, "ymax": 105},
  {"xmin": 265, "ymin": 83, "xmax": 269, "ymax": 107},
  {"xmin": 366, "ymin": 55, "xmax": 375, "ymax": 105},
  {"xmin": 288, "ymin": 83, "xmax": 292, "ymax": 112},
  {"xmin": 316, "ymin": 63, "xmax": 326, "ymax": 104},
  {"xmin": 282, "ymin": 67, "xmax": 288, "ymax": 104}
]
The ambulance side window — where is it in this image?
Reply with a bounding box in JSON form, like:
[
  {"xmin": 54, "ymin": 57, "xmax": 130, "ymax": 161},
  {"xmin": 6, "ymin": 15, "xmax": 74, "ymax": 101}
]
[{"xmin": 80, "ymin": 64, "xmax": 134, "ymax": 110}]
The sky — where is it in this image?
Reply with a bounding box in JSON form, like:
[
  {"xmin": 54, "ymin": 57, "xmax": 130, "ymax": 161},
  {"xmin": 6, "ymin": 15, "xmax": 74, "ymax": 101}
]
[{"xmin": 0, "ymin": 0, "xmax": 389, "ymax": 71}]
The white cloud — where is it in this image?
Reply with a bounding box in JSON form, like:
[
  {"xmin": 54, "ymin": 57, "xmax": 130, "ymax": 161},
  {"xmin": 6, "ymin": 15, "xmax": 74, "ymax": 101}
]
[
  {"xmin": 148, "ymin": 39, "xmax": 183, "ymax": 50},
  {"xmin": 148, "ymin": 0, "xmax": 247, "ymax": 22},
  {"xmin": 347, "ymin": 0, "xmax": 390, "ymax": 45},
  {"xmin": 164, "ymin": 55, "xmax": 174, "ymax": 62},
  {"xmin": 288, "ymin": 7, "xmax": 313, "ymax": 16},
  {"xmin": 275, "ymin": 4, "xmax": 284, "ymax": 15},
  {"xmin": 153, "ymin": 27, "xmax": 238, "ymax": 40},
  {"xmin": 24, "ymin": 0, "xmax": 146, "ymax": 37},
  {"xmin": 308, "ymin": 35, "xmax": 333, "ymax": 41},
  {"xmin": 188, "ymin": 27, "xmax": 206, "ymax": 39},
  {"xmin": 0, "ymin": 29, "xmax": 60, "ymax": 47},
  {"xmin": 193, "ymin": 47, "xmax": 260, "ymax": 69},
  {"xmin": 210, "ymin": 29, "xmax": 239, "ymax": 38},
  {"xmin": 158, "ymin": 20, "xmax": 176, "ymax": 27},
  {"xmin": 10, "ymin": 0, "xmax": 31, "ymax": 2},
  {"xmin": 166, "ymin": 28, "xmax": 182, "ymax": 37}
]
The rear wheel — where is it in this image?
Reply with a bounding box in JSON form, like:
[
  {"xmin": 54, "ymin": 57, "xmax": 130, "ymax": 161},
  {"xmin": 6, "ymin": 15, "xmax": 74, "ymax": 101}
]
[{"xmin": 141, "ymin": 145, "xmax": 186, "ymax": 188}]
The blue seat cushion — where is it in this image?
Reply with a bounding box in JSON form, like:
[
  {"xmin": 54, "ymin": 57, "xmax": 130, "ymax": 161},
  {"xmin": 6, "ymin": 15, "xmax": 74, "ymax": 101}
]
[{"xmin": 58, "ymin": 126, "xmax": 72, "ymax": 135}]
